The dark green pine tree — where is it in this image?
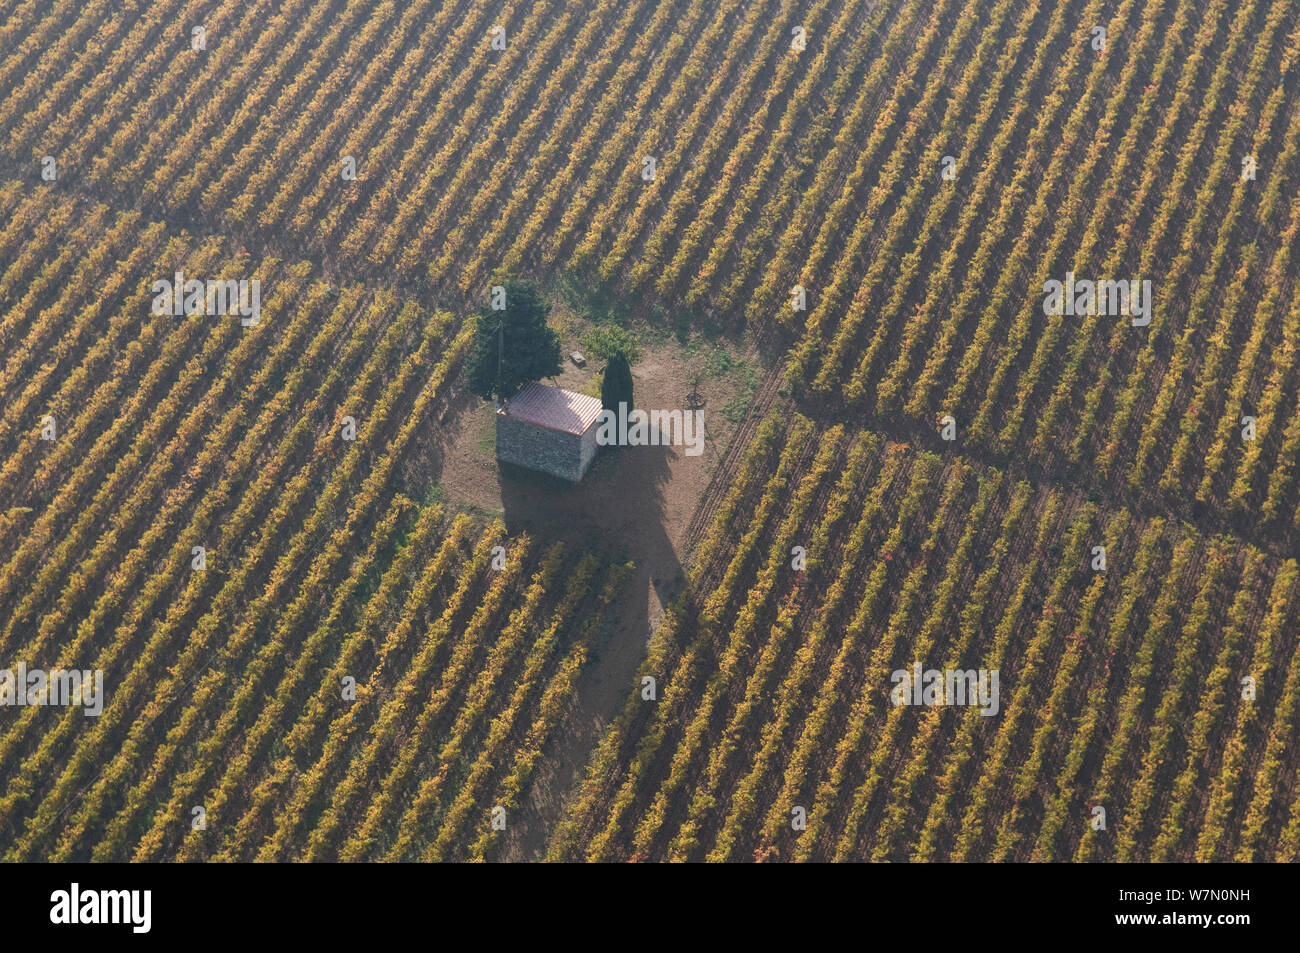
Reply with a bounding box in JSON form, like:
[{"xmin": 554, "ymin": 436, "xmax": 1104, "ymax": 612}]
[
  {"xmin": 465, "ymin": 279, "xmax": 563, "ymax": 403},
  {"xmin": 600, "ymin": 350, "xmax": 635, "ymax": 415}
]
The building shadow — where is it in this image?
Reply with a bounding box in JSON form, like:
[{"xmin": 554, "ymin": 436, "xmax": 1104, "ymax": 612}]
[
  {"xmin": 499, "ymin": 439, "xmax": 680, "ymax": 573},
  {"xmin": 497, "ymin": 437, "xmax": 687, "ymax": 859}
]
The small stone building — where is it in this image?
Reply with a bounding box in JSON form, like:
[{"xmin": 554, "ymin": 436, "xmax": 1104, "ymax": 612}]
[{"xmin": 496, "ymin": 382, "xmax": 603, "ymax": 482}]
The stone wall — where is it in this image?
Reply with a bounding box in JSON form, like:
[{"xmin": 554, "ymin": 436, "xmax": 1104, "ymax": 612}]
[
  {"xmin": 496, "ymin": 414, "xmax": 591, "ymax": 482},
  {"xmin": 578, "ymin": 420, "xmax": 600, "ymax": 477}
]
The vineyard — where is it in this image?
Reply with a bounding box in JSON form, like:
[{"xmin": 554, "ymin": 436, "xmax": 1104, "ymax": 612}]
[
  {"xmin": 551, "ymin": 415, "xmax": 1300, "ymax": 861},
  {"xmin": 2, "ymin": 0, "xmax": 1299, "ymax": 861}
]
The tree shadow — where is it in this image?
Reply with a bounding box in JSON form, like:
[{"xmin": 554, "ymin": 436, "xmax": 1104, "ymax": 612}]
[{"xmin": 497, "ymin": 438, "xmax": 687, "ymax": 859}]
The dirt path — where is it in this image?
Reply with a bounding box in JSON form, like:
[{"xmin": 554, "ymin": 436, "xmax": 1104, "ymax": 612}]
[{"xmin": 683, "ymin": 361, "xmax": 787, "ymax": 552}]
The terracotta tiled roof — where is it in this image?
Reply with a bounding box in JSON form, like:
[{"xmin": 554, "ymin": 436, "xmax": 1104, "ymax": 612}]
[{"xmin": 502, "ymin": 382, "xmax": 603, "ymax": 435}]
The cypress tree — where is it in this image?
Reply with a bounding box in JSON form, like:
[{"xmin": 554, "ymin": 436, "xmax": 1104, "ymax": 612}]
[{"xmin": 601, "ymin": 350, "xmax": 635, "ymax": 416}]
